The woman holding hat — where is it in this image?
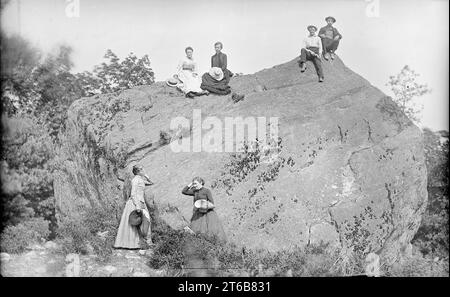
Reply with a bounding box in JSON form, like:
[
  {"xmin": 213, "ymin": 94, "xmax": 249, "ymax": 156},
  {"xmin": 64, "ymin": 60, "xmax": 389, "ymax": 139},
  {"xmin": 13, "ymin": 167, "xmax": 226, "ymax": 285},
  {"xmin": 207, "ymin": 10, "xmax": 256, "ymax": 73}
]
[
  {"xmin": 200, "ymin": 67, "xmax": 232, "ymax": 95},
  {"xmin": 177, "ymin": 47, "xmax": 209, "ymax": 98},
  {"xmin": 211, "ymin": 41, "xmax": 234, "ymax": 81},
  {"xmin": 299, "ymin": 25, "xmax": 324, "ymax": 82},
  {"xmin": 319, "ymin": 16, "xmax": 343, "ymax": 60},
  {"xmin": 114, "ymin": 164, "xmax": 154, "ymax": 249},
  {"xmin": 181, "ymin": 177, "xmax": 227, "ymax": 242}
]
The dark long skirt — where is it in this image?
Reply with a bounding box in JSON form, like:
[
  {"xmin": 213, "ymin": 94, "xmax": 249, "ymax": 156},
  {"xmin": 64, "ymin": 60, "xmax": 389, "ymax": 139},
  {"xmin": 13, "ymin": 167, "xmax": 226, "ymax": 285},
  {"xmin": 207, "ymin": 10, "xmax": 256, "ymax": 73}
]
[
  {"xmin": 190, "ymin": 209, "xmax": 227, "ymax": 242},
  {"xmin": 200, "ymin": 72, "xmax": 231, "ymax": 95}
]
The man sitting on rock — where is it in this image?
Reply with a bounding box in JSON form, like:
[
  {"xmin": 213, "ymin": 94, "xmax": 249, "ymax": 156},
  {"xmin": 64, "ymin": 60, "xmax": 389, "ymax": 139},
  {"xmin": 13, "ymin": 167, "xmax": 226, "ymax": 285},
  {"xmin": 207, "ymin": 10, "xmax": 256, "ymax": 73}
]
[
  {"xmin": 299, "ymin": 25, "xmax": 324, "ymax": 82},
  {"xmin": 319, "ymin": 16, "xmax": 342, "ymax": 60}
]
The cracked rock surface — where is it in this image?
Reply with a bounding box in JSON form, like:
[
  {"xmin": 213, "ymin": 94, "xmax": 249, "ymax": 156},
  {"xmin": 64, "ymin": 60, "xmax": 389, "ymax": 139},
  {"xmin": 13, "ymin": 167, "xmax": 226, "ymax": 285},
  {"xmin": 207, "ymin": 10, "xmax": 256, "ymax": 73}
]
[{"xmin": 54, "ymin": 57, "xmax": 427, "ymax": 261}]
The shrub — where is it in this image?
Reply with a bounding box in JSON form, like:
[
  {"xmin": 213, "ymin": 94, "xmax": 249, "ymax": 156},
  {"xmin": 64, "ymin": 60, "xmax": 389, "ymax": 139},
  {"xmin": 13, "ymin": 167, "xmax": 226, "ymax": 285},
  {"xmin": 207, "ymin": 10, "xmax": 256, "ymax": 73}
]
[
  {"xmin": 0, "ymin": 217, "xmax": 50, "ymax": 253},
  {"xmin": 56, "ymin": 217, "xmax": 91, "ymax": 255},
  {"xmin": 386, "ymin": 254, "xmax": 449, "ymax": 277},
  {"xmin": 56, "ymin": 202, "xmax": 120, "ymax": 262},
  {"xmin": 147, "ymin": 227, "xmax": 343, "ymax": 277},
  {"xmin": 148, "ymin": 227, "xmax": 189, "ymax": 271}
]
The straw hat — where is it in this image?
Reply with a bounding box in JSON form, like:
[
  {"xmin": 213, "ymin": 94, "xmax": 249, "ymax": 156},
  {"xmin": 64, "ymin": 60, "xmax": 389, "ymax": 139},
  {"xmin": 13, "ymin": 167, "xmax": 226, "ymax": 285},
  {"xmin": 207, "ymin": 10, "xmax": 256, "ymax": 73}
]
[
  {"xmin": 194, "ymin": 199, "xmax": 215, "ymax": 213},
  {"xmin": 129, "ymin": 209, "xmax": 142, "ymax": 226},
  {"xmin": 208, "ymin": 67, "xmax": 224, "ymax": 81},
  {"xmin": 166, "ymin": 77, "xmax": 179, "ymax": 87}
]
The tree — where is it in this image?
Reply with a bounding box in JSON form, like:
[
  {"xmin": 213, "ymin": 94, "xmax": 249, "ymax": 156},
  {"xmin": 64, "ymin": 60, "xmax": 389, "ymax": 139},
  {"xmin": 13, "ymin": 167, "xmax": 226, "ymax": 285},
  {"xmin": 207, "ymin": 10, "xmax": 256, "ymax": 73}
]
[
  {"xmin": 1, "ymin": 114, "xmax": 56, "ymax": 230},
  {"xmin": 93, "ymin": 49, "xmax": 155, "ymax": 93},
  {"xmin": 0, "ymin": 32, "xmax": 41, "ymax": 115},
  {"xmin": 386, "ymin": 65, "xmax": 431, "ymax": 124}
]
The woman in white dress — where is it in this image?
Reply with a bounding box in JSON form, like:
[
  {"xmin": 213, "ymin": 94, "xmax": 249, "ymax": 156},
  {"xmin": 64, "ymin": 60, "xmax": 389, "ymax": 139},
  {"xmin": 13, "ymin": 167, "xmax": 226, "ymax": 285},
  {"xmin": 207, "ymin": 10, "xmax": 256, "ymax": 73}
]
[
  {"xmin": 114, "ymin": 165, "xmax": 153, "ymax": 249},
  {"xmin": 177, "ymin": 47, "xmax": 208, "ymax": 98}
]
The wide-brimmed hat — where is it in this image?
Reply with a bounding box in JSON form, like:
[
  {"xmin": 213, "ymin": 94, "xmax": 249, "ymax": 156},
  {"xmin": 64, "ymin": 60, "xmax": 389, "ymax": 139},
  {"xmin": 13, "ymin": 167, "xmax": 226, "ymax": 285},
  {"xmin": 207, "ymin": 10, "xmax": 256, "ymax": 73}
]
[
  {"xmin": 209, "ymin": 67, "xmax": 224, "ymax": 81},
  {"xmin": 194, "ymin": 199, "xmax": 215, "ymax": 213},
  {"xmin": 166, "ymin": 77, "xmax": 180, "ymax": 87},
  {"xmin": 325, "ymin": 16, "xmax": 336, "ymax": 23},
  {"xmin": 129, "ymin": 209, "xmax": 142, "ymax": 226},
  {"xmin": 307, "ymin": 25, "xmax": 317, "ymax": 31}
]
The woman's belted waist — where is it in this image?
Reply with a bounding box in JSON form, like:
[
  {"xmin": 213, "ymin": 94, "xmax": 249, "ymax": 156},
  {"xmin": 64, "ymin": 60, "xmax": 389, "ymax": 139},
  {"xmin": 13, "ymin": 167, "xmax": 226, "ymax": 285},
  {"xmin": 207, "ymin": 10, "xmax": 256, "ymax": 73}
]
[{"xmin": 306, "ymin": 46, "xmax": 320, "ymax": 54}]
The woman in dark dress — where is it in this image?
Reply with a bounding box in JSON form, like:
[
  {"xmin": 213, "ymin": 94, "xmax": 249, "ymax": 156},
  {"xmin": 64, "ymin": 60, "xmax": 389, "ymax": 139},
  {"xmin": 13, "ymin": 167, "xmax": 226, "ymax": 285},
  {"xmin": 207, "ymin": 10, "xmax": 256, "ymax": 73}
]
[
  {"xmin": 181, "ymin": 177, "xmax": 227, "ymax": 242},
  {"xmin": 210, "ymin": 41, "xmax": 233, "ymax": 81}
]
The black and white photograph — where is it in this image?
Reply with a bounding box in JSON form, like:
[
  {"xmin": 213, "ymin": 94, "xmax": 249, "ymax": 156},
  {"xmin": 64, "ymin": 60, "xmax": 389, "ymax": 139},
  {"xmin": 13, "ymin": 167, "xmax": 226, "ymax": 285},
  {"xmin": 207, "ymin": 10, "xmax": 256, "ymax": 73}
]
[{"xmin": 0, "ymin": 0, "xmax": 448, "ymax": 285}]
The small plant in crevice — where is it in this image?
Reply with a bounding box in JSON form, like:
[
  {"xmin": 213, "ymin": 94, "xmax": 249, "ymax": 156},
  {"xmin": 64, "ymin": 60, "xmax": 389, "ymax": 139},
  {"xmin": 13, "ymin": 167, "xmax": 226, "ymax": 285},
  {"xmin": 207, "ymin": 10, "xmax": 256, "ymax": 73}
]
[
  {"xmin": 159, "ymin": 130, "xmax": 172, "ymax": 145},
  {"xmin": 211, "ymin": 137, "xmax": 292, "ymax": 195}
]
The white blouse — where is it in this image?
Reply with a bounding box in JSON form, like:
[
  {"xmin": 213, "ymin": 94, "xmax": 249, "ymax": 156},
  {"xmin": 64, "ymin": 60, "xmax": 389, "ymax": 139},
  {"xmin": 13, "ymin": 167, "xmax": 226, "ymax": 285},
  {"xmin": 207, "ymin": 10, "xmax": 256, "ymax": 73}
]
[
  {"xmin": 177, "ymin": 56, "xmax": 198, "ymax": 74},
  {"xmin": 130, "ymin": 175, "xmax": 145, "ymax": 206},
  {"xmin": 302, "ymin": 35, "xmax": 323, "ymax": 56}
]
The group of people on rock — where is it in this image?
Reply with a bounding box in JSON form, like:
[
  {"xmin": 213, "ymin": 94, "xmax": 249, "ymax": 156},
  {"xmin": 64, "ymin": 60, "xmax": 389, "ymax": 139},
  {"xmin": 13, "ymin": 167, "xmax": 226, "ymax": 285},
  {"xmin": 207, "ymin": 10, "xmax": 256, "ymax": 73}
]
[
  {"xmin": 166, "ymin": 41, "xmax": 244, "ymax": 101},
  {"xmin": 113, "ymin": 16, "xmax": 343, "ymax": 251},
  {"xmin": 166, "ymin": 15, "xmax": 342, "ymax": 99},
  {"xmin": 299, "ymin": 16, "xmax": 342, "ymax": 82},
  {"xmin": 114, "ymin": 165, "xmax": 226, "ymax": 250}
]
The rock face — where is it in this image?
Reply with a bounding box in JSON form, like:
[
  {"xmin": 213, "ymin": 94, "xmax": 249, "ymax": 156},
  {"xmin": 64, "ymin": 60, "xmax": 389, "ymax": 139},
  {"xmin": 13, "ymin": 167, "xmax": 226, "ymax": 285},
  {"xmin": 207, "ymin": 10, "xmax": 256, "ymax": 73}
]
[{"xmin": 54, "ymin": 57, "xmax": 427, "ymax": 262}]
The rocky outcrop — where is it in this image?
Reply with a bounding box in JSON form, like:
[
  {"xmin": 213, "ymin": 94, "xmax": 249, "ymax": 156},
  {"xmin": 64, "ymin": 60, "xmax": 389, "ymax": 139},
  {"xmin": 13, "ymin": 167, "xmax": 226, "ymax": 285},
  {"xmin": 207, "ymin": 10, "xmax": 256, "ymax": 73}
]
[{"xmin": 54, "ymin": 56, "xmax": 427, "ymax": 263}]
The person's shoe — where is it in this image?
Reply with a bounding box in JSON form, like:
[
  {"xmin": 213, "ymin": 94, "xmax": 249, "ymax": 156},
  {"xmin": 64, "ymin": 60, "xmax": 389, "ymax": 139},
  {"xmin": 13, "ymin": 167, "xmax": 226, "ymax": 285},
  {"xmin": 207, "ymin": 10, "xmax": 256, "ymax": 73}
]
[
  {"xmin": 231, "ymin": 93, "xmax": 245, "ymax": 103},
  {"xmin": 330, "ymin": 52, "xmax": 335, "ymax": 60},
  {"xmin": 186, "ymin": 92, "xmax": 195, "ymax": 98},
  {"xmin": 319, "ymin": 77, "xmax": 324, "ymax": 83},
  {"xmin": 323, "ymin": 52, "xmax": 330, "ymax": 60},
  {"xmin": 299, "ymin": 62, "xmax": 306, "ymax": 72}
]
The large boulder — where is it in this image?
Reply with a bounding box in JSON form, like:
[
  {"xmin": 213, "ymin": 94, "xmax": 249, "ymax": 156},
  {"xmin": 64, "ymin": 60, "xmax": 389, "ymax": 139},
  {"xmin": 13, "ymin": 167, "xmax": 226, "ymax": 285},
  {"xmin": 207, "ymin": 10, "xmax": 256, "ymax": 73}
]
[{"xmin": 54, "ymin": 57, "xmax": 427, "ymax": 262}]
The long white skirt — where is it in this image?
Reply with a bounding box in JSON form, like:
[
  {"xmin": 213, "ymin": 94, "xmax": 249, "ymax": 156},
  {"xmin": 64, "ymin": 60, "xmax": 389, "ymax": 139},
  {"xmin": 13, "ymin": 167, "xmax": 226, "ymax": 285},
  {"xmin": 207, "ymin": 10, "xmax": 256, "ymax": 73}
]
[
  {"xmin": 114, "ymin": 199, "xmax": 141, "ymax": 249},
  {"xmin": 177, "ymin": 70, "xmax": 203, "ymax": 94}
]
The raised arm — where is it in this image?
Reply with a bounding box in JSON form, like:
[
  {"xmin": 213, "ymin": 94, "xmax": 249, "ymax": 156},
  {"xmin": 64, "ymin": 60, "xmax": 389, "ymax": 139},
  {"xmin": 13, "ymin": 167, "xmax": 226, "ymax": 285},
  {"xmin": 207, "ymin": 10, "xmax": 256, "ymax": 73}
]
[
  {"xmin": 182, "ymin": 185, "xmax": 195, "ymax": 196},
  {"xmin": 143, "ymin": 174, "xmax": 154, "ymax": 186}
]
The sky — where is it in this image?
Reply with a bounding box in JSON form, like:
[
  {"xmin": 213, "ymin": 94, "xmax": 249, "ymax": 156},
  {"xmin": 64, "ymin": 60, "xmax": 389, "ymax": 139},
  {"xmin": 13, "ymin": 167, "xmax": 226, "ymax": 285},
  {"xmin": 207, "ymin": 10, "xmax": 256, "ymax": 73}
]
[{"xmin": 1, "ymin": 0, "xmax": 448, "ymax": 131}]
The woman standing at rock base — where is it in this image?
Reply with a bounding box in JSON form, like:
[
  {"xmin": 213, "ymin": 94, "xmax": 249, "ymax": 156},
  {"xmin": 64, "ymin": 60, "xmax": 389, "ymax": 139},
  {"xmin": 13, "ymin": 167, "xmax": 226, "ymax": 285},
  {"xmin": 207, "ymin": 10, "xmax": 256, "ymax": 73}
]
[
  {"xmin": 181, "ymin": 177, "xmax": 227, "ymax": 242},
  {"xmin": 114, "ymin": 165, "xmax": 153, "ymax": 249}
]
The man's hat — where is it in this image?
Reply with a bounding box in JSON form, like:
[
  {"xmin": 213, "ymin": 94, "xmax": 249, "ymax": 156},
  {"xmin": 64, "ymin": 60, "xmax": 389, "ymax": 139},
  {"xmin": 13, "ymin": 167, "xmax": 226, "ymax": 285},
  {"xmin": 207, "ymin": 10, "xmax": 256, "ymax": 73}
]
[
  {"xmin": 325, "ymin": 16, "xmax": 336, "ymax": 23},
  {"xmin": 307, "ymin": 25, "xmax": 317, "ymax": 31}
]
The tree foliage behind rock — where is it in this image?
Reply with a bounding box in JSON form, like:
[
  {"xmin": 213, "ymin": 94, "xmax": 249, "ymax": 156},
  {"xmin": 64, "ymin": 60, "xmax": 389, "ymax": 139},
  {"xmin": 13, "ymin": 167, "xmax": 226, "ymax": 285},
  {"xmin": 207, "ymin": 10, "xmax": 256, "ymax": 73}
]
[
  {"xmin": 386, "ymin": 65, "xmax": 430, "ymax": 124},
  {"xmin": 0, "ymin": 32, "xmax": 155, "ymax": 243},
  {"xmin": 413, "ymin": 128, "xmax": 449, "ymax": 258}
]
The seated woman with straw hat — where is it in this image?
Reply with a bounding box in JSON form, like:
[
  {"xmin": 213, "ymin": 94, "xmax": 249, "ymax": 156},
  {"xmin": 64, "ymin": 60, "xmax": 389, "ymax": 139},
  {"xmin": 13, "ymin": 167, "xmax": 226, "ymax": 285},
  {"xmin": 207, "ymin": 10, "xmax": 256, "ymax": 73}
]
[
  {"xmin": 200, "ymin": 67, "xmax": 232, "ymax": 95},
  {"xmin": 181, "ymin": 177, "xmax": 227, "ymax": 242}
]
